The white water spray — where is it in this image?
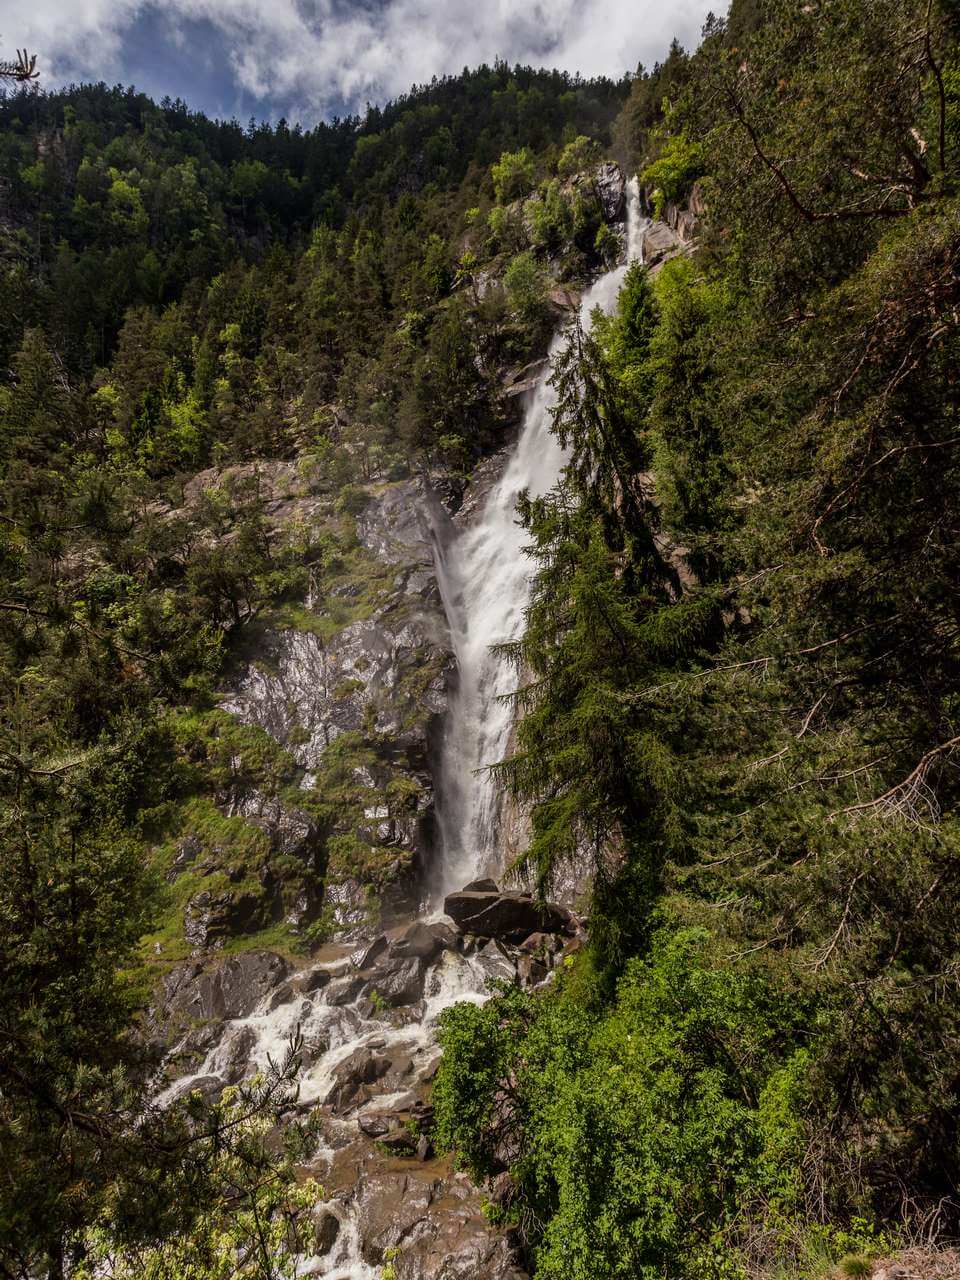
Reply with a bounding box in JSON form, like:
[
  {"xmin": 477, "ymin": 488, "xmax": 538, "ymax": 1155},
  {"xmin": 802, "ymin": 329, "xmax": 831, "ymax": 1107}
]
[{"xmin": 433, "ymin": 178, "xmax": 645, "ymax": 899}]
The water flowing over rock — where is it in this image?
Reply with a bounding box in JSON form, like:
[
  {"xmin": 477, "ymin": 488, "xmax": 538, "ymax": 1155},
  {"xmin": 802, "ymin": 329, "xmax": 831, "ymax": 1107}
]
[
  {"xmin": 430, "ymin": 175, "xmax": 648, "ymax": 903},
  {"xmin": 152, "ymin": 174, "xmax": 652, "ymax": 1278}
]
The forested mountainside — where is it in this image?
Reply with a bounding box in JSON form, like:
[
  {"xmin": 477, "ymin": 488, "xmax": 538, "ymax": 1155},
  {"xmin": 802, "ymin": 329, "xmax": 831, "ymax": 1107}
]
[
  {"xmin": 436, "ymin": 1, "xmax": 960, "ymax": 1277},
  {"xmin": 3, "ymin": 0, "xmax": 960, "ymax": 1277},
  {"xmin": 0, "ymin": 51, "xmax": 634, "ymax": 1280}
]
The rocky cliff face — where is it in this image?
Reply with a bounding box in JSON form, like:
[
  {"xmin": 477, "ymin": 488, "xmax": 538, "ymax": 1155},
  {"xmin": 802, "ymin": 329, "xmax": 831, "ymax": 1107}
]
[{"xmin": 221, "ymin": 474, "xmax": 457, "ymax": 935}]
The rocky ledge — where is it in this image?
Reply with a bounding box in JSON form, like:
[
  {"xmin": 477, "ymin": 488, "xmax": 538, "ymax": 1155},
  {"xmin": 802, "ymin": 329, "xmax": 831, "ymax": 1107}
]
[{"xmin": 444, "ymin": 880, "xmax": 576, "ymax": 943}]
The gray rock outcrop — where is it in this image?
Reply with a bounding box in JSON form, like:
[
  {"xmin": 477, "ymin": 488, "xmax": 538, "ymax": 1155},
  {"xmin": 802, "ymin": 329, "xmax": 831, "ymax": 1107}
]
[
  {"xmin": 593, "ymin": 160, "xmax": 626, "ymax": 222},
  {"xmin": 443, "ymin": 888, "xmax": 574, "ymax": 942}
]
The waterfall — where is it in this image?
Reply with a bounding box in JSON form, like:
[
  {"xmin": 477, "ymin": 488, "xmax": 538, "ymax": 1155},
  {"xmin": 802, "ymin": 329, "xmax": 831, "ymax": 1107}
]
[
  {"xmin": 155, "ymin": 178, "xmax": 648, "ymax": 1280},
  {"xmin": 433, "ymin": 178, "xmax": 645, "ymax": 900}
]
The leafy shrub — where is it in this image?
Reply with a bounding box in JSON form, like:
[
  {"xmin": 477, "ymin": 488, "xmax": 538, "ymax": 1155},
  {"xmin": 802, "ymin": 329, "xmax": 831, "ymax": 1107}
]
[
  {"xmin": 529, "ymin": 179, "xmax": 574, "ymax": 255},
  {"xmin": 492, "ymin": 148, "xmax": 537, "ymax": 202},
  {"xmin": 487, "ymin": 202, "xmax": 525, "ymax": 253},
  {"xmin": 504, "ymin": 250, "xmax": 550, "ymax": 330},
  {"xmin": 639, "ymin": 132, "xmax": 705, "ymax": 217},
  {"xmin": 557, "ymin": 135, "xmax": 602, "ymax": 177},
  {"xmin": 436, "ymin": 930, "xmax": 816, "ymax": 1280}
]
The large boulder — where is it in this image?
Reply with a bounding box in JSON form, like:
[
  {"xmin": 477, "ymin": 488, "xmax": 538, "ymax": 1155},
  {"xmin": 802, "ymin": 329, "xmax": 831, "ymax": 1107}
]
[
  {"xmin": 217, "ymin": 951, "xmax": 290, "ymax": 1017},
  {"xmin": 324, "ymin": 1047, "xmax": 392, "ymax": 1112},
  {"xmin": 443, "ymin": 890, "xmax": 573, "ymax": 942},
  {"xmin": 365, "ymin": 955, "xmax": 426, "ymax": 1007},
  {"xmin": 149, "ymin": 950, "xmax": 289, "ymax": 1053},
  {"xmin": 390, "ymin": 920, "xmax": 444, "ymax": 961},
  {"xmin": 594, "ymin": 161, "xmax": 626, "ymax": 222}
]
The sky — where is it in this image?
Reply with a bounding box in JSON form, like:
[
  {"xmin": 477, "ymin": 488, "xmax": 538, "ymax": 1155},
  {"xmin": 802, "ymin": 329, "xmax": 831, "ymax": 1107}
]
[{"xmin": 0, "ymin": 0, "xmax": 717, "ymax": 127}]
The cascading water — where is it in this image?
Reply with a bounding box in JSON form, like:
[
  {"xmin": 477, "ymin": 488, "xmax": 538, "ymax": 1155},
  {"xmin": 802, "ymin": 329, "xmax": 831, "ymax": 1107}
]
[
  {"xmin": 432, "ymin": 177, "xmax": 646, "ymax": 899},
  {"xmin": 157, "ymin": 179, "xmax": 647, "ymax": 1280}
]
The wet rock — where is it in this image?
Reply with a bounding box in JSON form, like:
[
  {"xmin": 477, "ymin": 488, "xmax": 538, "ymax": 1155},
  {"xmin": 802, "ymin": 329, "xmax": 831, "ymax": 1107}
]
[
  {"xmin": 324, "ymin": 1048, "xmax": 392, "ymax": 1111},
  {"xmin": 377, "ymin": 1128, "xmax": 419, "ymax": 1157},
  {"xmin": 153, "ymin": 950, "xmax": 289, "ymax": 1044},
  {"xmin": 444, "ymin": 889, "xmax": 573, "ymax": 942},
  {"xmin": 177, "ymin": 1020, "xmax": 223, "ymax": 1062},
  {"xmin": 594, "ymin": 161, "xmax": 626, "ymax": 222},
  {"xmin": 419, "ymin": 1050, "xmax": 442, "ymax": 1083},
  {"xmin": 325, "ymin": 975, "xmax": 366, "ymax": 1006},
  {"xmin": 519, "ymin": 931, "xmax": 559, "ymax": 955},
  {"xmin": 426, "ymin": 920, "xmax": 459, "ymax": 951},
  {"xmin": 313, "ymin": 1209, "xmax": 341, "ymax": 1256},
  {"xmin": 367, "ymin": 956, "xmax": 426, "ymax": 1007},
  {"xmin": 266, "ymin": 981, "xmax": 294, "ymax": 1012},
  {"xmin": 175, "ymin": 958, "xmax": 231, "ymax": 1024},
  {"xmin": 222, "ymin": 1025, "xmax": 259, "ymax": 1083},
  {"xmin": 218, "ymin": 951, "xmax": 289, "ymax": 1017},
  {"xmin": 355, "ymin": 1171, "xmax": 437, "ymax": 1264},
  {"xmin": 380, "ymin": 1051, "xmax": 417, "ymax": 1088},
  {"xmin": 354, "ymin": 934, "xmax": 390, "ymax": 970},
  {"xmin": 475, "ymin": 939, "xmax": 516, "ymax": 983},
  {"xmin": 517, "ymin": 954, "xmax": 549, "ymax": 988},
  {"xmin": 358, "ymin": 1113, "xmax": 392, "ymax": 1138},
  {"xmin": 462, "ymin": 877, "xmax": 499, "ymax": 893},
  {"xmin": 301, "ymin": 967, "xmax": 335, "ymax": 994},
  {"xmin": 390, "ymin": 921, "xmax": 443, "ymax": 961}
]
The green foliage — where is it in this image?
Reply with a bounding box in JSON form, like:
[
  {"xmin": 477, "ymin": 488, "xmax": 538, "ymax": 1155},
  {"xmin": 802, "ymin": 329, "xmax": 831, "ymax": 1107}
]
[
  {"xmin": 557, "ymin": 135, "xmax": 602, "ymax": 177},
  {"xmin": 0, "ymin": 53, "xmax": 632, "ymax": 1280},
  {"xmin": 529, "ymin": 179, "xmax": 574, "ymax": 255},
  {"xmin": 487, "ymin": 202, "xmax": 525, "ymax": 252},
  {"xmin": 76, "ymin": 1043, "xmax": 322, "ymax": 1280},
  {"xmin": 437, "ymin": 931, "xmax": 814, "ymax": 1280},
  {"xmin": 438, "ymin": 5, "xmax": 960, "ymax": 1274},
  {"xmin": 504, "ymin": 250, "xmax": 551, "ymax": 335},
  {"xmin": 639, "ymin": 131, "xmax": 704, "ymax": 217},
  {"xmin": 491, "ymin": 147, "xmax": 537, "ymax": 202},
  {"xmin": 435, "ymin": 984, "xmax": 535, "ymax": 1179}
]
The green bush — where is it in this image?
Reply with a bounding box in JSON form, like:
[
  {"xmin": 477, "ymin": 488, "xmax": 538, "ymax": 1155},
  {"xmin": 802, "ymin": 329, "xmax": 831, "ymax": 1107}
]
[
  {"xmin": 504, "ymin": 250, "xmax": 550, "ymax": 329},
  {"xmin": 492, "ymin": 148, "xmax": 537, "ymax": 203},
  {"xmin": 529, "ymin": 179, "xmax": 574, "ymax": 255},
  {"xmin": 436, "ymin": 930, "xmax": 816, "ymax": 1280},
  {"xmin": 557, "ymin": 135, "xmax": 602, "ymax": 178},
  {"xmin": 639, "ymin": 132, "xmax": 705, "ymax": 217}
]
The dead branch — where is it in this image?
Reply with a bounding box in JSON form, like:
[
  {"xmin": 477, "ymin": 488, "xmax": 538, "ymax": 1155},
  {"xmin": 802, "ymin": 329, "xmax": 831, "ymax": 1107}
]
[
  {"xmin": 832, "ymin": 733, "xmax": 960, "ymax": 824},
  {"xmin": 0, "ymin": 50, "xmax": 38, "ymax": 82}
]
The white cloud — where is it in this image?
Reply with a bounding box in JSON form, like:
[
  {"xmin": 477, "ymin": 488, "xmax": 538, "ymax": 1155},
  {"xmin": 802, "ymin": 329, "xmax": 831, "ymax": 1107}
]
[{"xmin": 0, "ymin": 0, "xmax": 716, "ymax": 120}]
